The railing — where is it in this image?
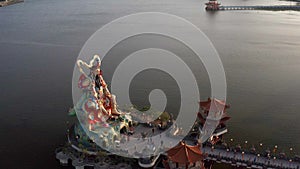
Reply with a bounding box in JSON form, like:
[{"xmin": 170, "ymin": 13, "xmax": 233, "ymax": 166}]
[
  {"xmin": 203, "ymin": 146, "xmax": 300, "ymax": 169},
  {"xmin": 219, "ymin": 5, "xmax": 300, "ymax": 11}
]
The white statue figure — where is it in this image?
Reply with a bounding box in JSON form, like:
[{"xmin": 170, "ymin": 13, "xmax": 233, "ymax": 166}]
[
  {"xmin": 75, "ymin": 55, "xmax": 133, "ymax": 141},
  {"xmin": 76, "ymin": 55, "xmax": 110, "ymax": 131}
]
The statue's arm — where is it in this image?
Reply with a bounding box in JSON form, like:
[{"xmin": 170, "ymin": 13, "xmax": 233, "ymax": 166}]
[{"xmin": 77, "ymin": 60, "xmax": 92, "ymax": 81}]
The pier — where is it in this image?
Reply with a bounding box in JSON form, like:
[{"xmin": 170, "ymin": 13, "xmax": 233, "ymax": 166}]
[
  {"xmin": 205, "ymin": 0, "xmax": 300, "ymax": 11},
  {"xmin": 203, "ymin": 146, "xmax": 300, "ymax": 169},
  {"xmin": 219, "ymin": 5, "xmax": 300, "ymax": 11}
]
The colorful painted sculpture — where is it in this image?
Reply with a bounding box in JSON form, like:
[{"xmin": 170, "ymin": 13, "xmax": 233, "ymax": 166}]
[{"xmin": 75, "ymin": 55, "xmax": 133, "ymax": 147}]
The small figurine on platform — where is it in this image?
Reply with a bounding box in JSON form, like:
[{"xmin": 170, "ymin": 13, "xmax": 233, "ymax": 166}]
[{"xmin": 111, "ymin": 95, "xmax": 121, "ymax": 116}]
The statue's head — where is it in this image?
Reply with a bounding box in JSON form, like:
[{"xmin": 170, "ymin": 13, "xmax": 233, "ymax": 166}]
[
  {"xmin": 90, "ymin": 55, "xmax": 101, "ymax": 67},
  {"xmin": 90, "ymin": 55, "xmax": 101, "ymax": 74}
]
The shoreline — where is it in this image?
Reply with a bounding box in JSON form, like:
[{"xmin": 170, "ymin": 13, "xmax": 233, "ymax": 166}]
[{"xmin": 0, "ymin": 0, "xmax": 24, "ymax": 7}]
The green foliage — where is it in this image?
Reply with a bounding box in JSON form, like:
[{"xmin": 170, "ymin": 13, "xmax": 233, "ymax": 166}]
[
  {"xmin": 138, "ymin": 105, "xmax": 150, "ymax": 112},
  {"xmin": 159, "ymin": 112, "xmax": 170, "ymax": 122},
  {"xmin": 68, "ymin": 108, "xmax": 76, "ymax": 117}
]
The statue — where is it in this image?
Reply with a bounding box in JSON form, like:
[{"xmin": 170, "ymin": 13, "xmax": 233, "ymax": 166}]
[{"xmin": 75, "ymin": 55, "xmax": 133, "ymax": 141}]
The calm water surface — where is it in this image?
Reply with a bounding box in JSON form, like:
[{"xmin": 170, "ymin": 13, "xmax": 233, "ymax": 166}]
[{"xmin": 0, "ymin": 0, "xmax": 300, "ymax": 168}]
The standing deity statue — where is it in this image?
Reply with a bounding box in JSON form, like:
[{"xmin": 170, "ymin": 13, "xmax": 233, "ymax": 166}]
[
  {"xmin": 74, "ymin": 54, "xmax": 134, "ymax": 149},
  {"xmin": 76, "ymin": 55, "xmax": 110, "ymax": 131},
  {"xmin": 76, "ymin": 55, "xmax": 124, "ymax": 132}
]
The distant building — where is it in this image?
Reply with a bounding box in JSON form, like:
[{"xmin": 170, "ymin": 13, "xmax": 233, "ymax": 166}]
[{"xmin": 205, "ymin": 0, "xmax": 221, "ymax": 11}]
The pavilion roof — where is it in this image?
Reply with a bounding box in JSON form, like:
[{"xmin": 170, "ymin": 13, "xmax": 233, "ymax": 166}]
[
  {"xmin": 197, "ymin": 111, "xmax": 231, "ymax": 124},
  {"xmin": 199, "ymin": 98, "xmax": 229, "ymax": 113},
  {"xmin": 167, "ymin": 141, "xmax": 203, "ymax": 164}
]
